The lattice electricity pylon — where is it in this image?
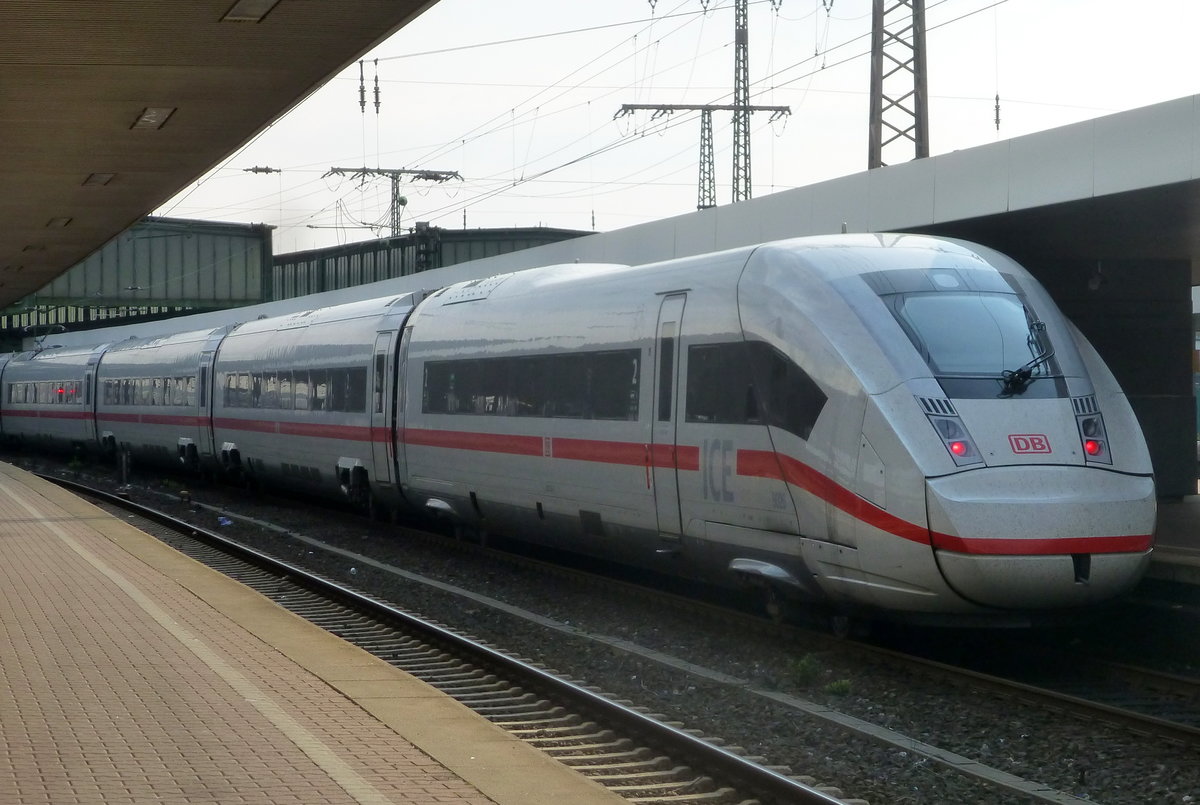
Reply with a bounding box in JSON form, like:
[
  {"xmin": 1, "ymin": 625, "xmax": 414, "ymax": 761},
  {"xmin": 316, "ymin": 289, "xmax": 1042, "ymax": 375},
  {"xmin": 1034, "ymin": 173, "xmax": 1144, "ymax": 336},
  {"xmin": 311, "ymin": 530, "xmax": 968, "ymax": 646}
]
[
  {"xmin": 731, "ymin": 0, "xmax": 752, "ymax": 201},
  {"xmin": 617, "ymin": 104, "xmax": 790, "ymax": 210},
  {"xmin": 868, "ymin": 0, "xmax": 929, "ymax": 169},
  {"xmin": 325, "ymin": 167, "xmax": 462, "ymax": 236},
  {"xmin": 698, "ymin": 109, "xmax": 716, "ymax": 210}
]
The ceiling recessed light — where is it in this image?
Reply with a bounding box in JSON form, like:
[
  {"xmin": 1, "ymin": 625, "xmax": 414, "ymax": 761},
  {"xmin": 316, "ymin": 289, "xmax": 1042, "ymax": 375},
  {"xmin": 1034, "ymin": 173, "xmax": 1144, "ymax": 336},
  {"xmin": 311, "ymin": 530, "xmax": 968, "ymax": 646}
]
[
  {"xmin": 131, "ymin": 107, "xmax": 176, "ymax": 130},
  {"xmin": 46, "ymin": 217, "xmax": 72, "ymax": 228},
  {"xmin": 222, "ymin": 0, "xmax": 281, "ymax": 22},
  {"xmin": 83, "ymin": 173, "xmax": 116, "ymax": 186}
]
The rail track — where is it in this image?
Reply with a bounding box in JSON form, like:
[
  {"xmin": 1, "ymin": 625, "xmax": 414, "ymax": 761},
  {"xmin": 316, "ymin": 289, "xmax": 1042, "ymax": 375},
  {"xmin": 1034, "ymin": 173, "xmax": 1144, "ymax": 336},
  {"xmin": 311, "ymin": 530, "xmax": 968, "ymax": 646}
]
[
  {"xmin": 37, "ymin": 466, "xmax": 1200, "ymax": 803},
  {"xmin": 50, "ymin": 473, "xmax": 854, "ymax": 805}
]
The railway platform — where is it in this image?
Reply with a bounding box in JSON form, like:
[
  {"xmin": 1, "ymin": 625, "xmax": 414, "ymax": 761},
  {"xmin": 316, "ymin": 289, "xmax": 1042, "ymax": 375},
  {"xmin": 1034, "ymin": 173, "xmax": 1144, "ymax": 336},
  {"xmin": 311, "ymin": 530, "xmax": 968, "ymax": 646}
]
[
  {"xmin": 1147, "ymin": 497, "xmax": 1200, "ymax": 586},
  {"xmin": 0, "ymin": 462, "xmax": 621, "ymax": 805}
]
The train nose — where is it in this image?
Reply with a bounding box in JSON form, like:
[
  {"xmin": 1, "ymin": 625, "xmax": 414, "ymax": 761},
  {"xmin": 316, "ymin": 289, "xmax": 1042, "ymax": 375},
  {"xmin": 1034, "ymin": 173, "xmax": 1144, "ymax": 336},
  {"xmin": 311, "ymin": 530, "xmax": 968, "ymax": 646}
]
[{"xmin": 924, "ymin": 466, "xmax": 1155, "ymax": 609}]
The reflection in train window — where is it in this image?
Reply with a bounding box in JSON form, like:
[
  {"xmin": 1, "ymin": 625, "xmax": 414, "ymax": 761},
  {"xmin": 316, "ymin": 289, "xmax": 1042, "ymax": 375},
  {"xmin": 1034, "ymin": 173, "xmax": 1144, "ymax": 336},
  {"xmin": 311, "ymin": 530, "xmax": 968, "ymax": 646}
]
[
  {"xmin": 217, "ymin": 366, "xmax": 368, "ymax": 413},
  {"xmin": 423, "ymin": 350, "xmax": 640, "ymax": 421},
  {"xmin": 686, "ymin": 341, "xmax": 826, "ymax": 440},
  {"xmin": 686, "ymin": 343, "xmax": 760, "ymax": 425}
]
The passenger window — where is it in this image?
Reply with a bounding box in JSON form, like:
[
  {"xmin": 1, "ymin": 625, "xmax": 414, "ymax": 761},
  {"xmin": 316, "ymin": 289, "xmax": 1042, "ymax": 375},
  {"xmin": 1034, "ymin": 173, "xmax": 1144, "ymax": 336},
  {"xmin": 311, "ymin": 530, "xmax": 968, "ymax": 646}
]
[
  {"xmin": 422, "ymin": 350, "xmax": 640, "ymax": 421},
  {"xmin": 260, "ymin": 373, "xmax": 276, "ymax": 408},
  {"xmin": 685, "ymin": 341, "xmax": 827, "ymax": 440},
  {"xmin": 311, "ymin": 370, "xmax": 328, "ymax": 411},
  {"xmin": 374, "ymin": 354, "xmax": 386, "ymax": 414},
  {"xmin": 747, "ymin": 341, "xmax": 827, "ymax": 440},
  {"xmin": 686, "ymin": 343, "xmax": 759, "ymax": 425},
  {"xmin": 294, "ymin": 373, "xmax": 310, "ymax": 410},
  {"xmin": 346, "ymin": 367, "xmax": 367, "ymax": 413},
  {"xmin": 658, "ymin": 324, "xmax": 675, "ymax": 422},
  {"xmin": 326, "ymin": 369, "xmax": 346, "ymax": 411},
  {"xmin": 277, "ymin": 372, "xmax": 292, "ymax": 410}
]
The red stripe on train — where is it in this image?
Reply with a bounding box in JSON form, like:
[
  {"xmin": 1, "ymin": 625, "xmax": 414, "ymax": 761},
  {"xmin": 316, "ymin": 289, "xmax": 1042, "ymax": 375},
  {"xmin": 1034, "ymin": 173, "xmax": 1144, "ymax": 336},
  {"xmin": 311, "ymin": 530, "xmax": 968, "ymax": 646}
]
[
  {"xmin": 402, "ymin": 428, "xmax": 700, "ymax": 470},
  {"xmin": 738, "ymin": 449, "xmax": 932, "ymax": 545},
  {"xmin": 736, "ymin": 448, "xmax": 1150, "ymax": 555},
  {"xmin": 931, "ymin": 532, "xmax": 1153, "ymax": 555},
  {"xmin": 98, "ymin": 412, "xmax": 208, "ymax": 427},
  {"xmin": 4, "ymin": 409, "xmax": 94, "ymax": 421}
]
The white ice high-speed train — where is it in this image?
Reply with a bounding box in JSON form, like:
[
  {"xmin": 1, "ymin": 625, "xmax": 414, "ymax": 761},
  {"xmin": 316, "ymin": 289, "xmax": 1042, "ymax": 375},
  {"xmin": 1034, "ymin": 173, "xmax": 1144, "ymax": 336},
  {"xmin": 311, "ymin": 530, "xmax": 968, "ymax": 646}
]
[{"xmin": 0, "ymin": 234, "xmax": 1156, "ymax": 624}]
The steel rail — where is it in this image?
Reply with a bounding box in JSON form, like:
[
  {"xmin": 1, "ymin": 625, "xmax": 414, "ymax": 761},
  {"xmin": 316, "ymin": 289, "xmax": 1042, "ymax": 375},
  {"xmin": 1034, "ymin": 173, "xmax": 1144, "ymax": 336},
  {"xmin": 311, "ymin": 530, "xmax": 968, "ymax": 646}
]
[{"xmin": 47, "ymin": 473, "xmax": 847, "ymax": 805}]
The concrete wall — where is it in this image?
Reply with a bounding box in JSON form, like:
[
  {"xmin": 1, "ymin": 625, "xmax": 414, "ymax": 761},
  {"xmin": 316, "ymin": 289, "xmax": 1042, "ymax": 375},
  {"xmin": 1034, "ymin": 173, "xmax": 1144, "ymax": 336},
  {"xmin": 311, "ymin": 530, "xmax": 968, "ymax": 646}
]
[
  {"xmin": 1036, "ymin": 258, "xmax": 1194, "ymax": 498},
  {"xmin": 37, "ymin": 95, "xmax": 1200, "ymax": 497}
]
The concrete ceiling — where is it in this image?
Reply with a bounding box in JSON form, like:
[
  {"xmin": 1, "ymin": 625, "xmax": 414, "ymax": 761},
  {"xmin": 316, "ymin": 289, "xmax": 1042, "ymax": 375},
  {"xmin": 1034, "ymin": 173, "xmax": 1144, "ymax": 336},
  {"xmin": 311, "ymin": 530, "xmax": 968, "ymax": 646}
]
[{"xmin": 0, "ymin": 0, "xmax": 437, "ymax": 308}]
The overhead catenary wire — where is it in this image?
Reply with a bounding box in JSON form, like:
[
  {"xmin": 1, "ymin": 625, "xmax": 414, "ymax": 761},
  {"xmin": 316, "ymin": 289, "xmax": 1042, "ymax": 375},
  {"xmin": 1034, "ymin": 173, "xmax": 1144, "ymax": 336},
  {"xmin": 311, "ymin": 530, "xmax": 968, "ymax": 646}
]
[
  {"xmin": 175, "ymin": 0, "xmax": 1039, "ymax": 238},
  {"xmin": 184, "ymin": 1, "xmax": 836, "ymax": 226}
]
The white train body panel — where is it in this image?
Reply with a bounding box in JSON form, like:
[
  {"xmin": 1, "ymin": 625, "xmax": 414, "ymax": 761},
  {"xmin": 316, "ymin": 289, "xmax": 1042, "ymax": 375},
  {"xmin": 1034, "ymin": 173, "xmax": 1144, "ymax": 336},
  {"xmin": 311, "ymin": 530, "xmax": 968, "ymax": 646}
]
[
  {"xmin": 94, "ymin": 327, "xmax": 228, "ymax": 469},
  {"xmin": 210, "ymin": 295, "xmax": 414, "ymax": 507},
  {"xmin": 401, "ymin": 265, "xmax": 661, "ymax": 557},
  {"xmin": 1, "ymin": 344, "xmax": 107, "ymax": 448}
]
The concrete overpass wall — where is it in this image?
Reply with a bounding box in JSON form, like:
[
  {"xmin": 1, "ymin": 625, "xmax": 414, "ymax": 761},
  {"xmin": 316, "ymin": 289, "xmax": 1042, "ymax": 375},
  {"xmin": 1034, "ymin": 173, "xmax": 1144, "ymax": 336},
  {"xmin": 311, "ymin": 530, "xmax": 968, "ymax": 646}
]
[{"xmin": 42, "ymin": 95, "xmax": 1200, "ymax": 496}]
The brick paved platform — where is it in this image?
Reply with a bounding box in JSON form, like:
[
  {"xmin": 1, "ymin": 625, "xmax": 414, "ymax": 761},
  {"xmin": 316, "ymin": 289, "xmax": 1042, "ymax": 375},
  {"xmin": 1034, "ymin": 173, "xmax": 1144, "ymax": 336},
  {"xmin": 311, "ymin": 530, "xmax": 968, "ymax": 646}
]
[{"xmin": 0, "ymin": 462, "xmax": 620, "ymax": 805}]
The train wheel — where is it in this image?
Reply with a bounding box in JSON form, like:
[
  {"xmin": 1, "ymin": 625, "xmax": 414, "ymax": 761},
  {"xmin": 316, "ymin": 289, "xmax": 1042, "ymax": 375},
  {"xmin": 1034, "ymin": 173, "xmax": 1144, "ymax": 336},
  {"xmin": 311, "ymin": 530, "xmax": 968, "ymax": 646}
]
[{"xmin": 763, "ymin": 586, "xmax": 790, "ymax": 623}]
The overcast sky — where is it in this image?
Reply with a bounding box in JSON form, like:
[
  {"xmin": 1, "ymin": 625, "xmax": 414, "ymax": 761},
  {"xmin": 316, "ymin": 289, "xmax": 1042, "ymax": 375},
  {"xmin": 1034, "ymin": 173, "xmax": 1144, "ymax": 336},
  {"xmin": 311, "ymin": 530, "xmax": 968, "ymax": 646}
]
[{"xmin": 155, "ymin": 0, "xmax": 1200, "ymax": 255}]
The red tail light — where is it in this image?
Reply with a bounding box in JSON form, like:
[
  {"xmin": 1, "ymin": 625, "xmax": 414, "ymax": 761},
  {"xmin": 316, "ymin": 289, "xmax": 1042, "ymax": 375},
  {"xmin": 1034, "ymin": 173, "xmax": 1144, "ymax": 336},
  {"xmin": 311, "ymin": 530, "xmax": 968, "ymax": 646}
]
[
  {"xmin": 926, "ymin": 413, "xmax": 982, "ymax": 466},
  {"xmin": 1076, "ymin": 412, "xmax": 1112, "ymax": 465}
]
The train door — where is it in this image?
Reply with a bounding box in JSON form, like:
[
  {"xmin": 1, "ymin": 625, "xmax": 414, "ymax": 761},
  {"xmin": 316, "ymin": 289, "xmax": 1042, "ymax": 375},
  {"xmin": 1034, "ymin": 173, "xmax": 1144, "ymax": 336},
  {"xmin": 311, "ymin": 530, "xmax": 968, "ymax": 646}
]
[
  {"xmin": 650, "ymin": 294, "xmax": 687, "ymax": 537},
  {"xmin": 198, "ymin": 350, "xmax": 217, "ymax": 461},
  {"xmin": 197, "ymin": 327, "xmax": 231, "ymax": 464},
  {"xmin": 83, "ymin": 354, "xmax": 100, "ymax": 444},
  {"xmin": 392, "ymin": 325, "xmax": 413, "ymax": 499},
  {"xmin": 370, "ymin": 332, "xmax": 395, "ymax": 489}
]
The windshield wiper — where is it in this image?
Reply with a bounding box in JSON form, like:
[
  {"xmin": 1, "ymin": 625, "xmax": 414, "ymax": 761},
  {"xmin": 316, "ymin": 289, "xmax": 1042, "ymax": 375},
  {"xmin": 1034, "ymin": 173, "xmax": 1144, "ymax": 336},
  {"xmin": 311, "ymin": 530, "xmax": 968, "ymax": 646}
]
[{"xmin": 1000, "ymin": 321, "xmax": 1054, "ymax": 396}]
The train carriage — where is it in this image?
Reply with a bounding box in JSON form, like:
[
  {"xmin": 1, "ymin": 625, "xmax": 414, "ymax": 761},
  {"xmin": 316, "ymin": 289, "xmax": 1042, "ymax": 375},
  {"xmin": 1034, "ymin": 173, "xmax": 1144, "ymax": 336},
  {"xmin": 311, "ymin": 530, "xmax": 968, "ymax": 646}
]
[
  {"xmin": 1, "ymin": 343, "xmax": 107, "ymax": 452},
  {"xmin": 210, "ymin": 294, "xmax": 416, "ymax": 510},
  {"xmin": 95, "ymin": 327, "xmax": 229, "ymax": 471},
  {"xmin": 400, "ymin": 264, "xmax": 665, "ymax": 557}
]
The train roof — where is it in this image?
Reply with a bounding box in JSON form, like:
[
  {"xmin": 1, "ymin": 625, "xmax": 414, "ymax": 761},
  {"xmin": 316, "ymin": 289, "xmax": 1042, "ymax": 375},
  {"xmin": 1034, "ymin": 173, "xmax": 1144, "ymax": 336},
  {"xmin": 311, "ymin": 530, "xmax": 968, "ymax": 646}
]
[
  {"xmin": 746, "ymin": 233, "xmax": 1028, "ymax": 280},
  {"xmin": 225, "ymin": 293, "xmax": 418, "ymax": 338},
  {"xmin": 103, "ymin": 325, "xmax": 232, "ymax": 353},
  {"xmin": 12, "ymin": 342, "xmax": 110, "ymax": 362},
  {"xmin": 419, "ymin": 234, "xmax": 1027, "ymax": 310}
]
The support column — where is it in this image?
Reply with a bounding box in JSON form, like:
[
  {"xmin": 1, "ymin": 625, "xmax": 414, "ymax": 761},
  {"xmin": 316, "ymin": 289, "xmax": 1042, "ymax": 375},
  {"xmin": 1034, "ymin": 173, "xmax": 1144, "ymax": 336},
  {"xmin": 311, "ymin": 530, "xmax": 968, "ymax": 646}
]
[{"xmin": 1037, "ymin": 259, "xmax": 1194, "ymax": 498}]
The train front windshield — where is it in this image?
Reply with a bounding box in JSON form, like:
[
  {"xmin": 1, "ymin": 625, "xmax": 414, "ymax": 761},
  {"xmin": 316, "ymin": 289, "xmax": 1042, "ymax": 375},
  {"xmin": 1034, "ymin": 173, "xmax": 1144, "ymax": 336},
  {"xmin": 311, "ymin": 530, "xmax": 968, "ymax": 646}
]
[
  {"xmin": 893, "ymin": 292, "xmax": 1048, "ymax": 377},
  {"xmin": 858, "ymin": 267, "xmax": 1066, "ymax": 399}
]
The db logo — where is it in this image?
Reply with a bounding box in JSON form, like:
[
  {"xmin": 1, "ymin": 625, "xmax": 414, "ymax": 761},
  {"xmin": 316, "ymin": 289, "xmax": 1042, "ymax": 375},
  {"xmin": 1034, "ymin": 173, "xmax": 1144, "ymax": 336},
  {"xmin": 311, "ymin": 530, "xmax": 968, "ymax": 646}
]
[{"xmin": 1008, "ymin": 434, "xmax": 1051, "ymax": 454}]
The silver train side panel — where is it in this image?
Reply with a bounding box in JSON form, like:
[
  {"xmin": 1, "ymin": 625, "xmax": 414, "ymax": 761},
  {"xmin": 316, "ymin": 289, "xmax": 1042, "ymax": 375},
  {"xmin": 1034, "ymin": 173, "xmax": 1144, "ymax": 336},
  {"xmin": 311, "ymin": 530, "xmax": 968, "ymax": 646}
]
[
  {"xmin": 211, "ymin": 294, "xmax": 416, "ymax": 508},
  {"xmin": 1, "ymin": 344, "xmax": 108, "ymax": 449},
  {"xmin": 95, "ymin": 327, "xmax": 230, "ymax": 470}
]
